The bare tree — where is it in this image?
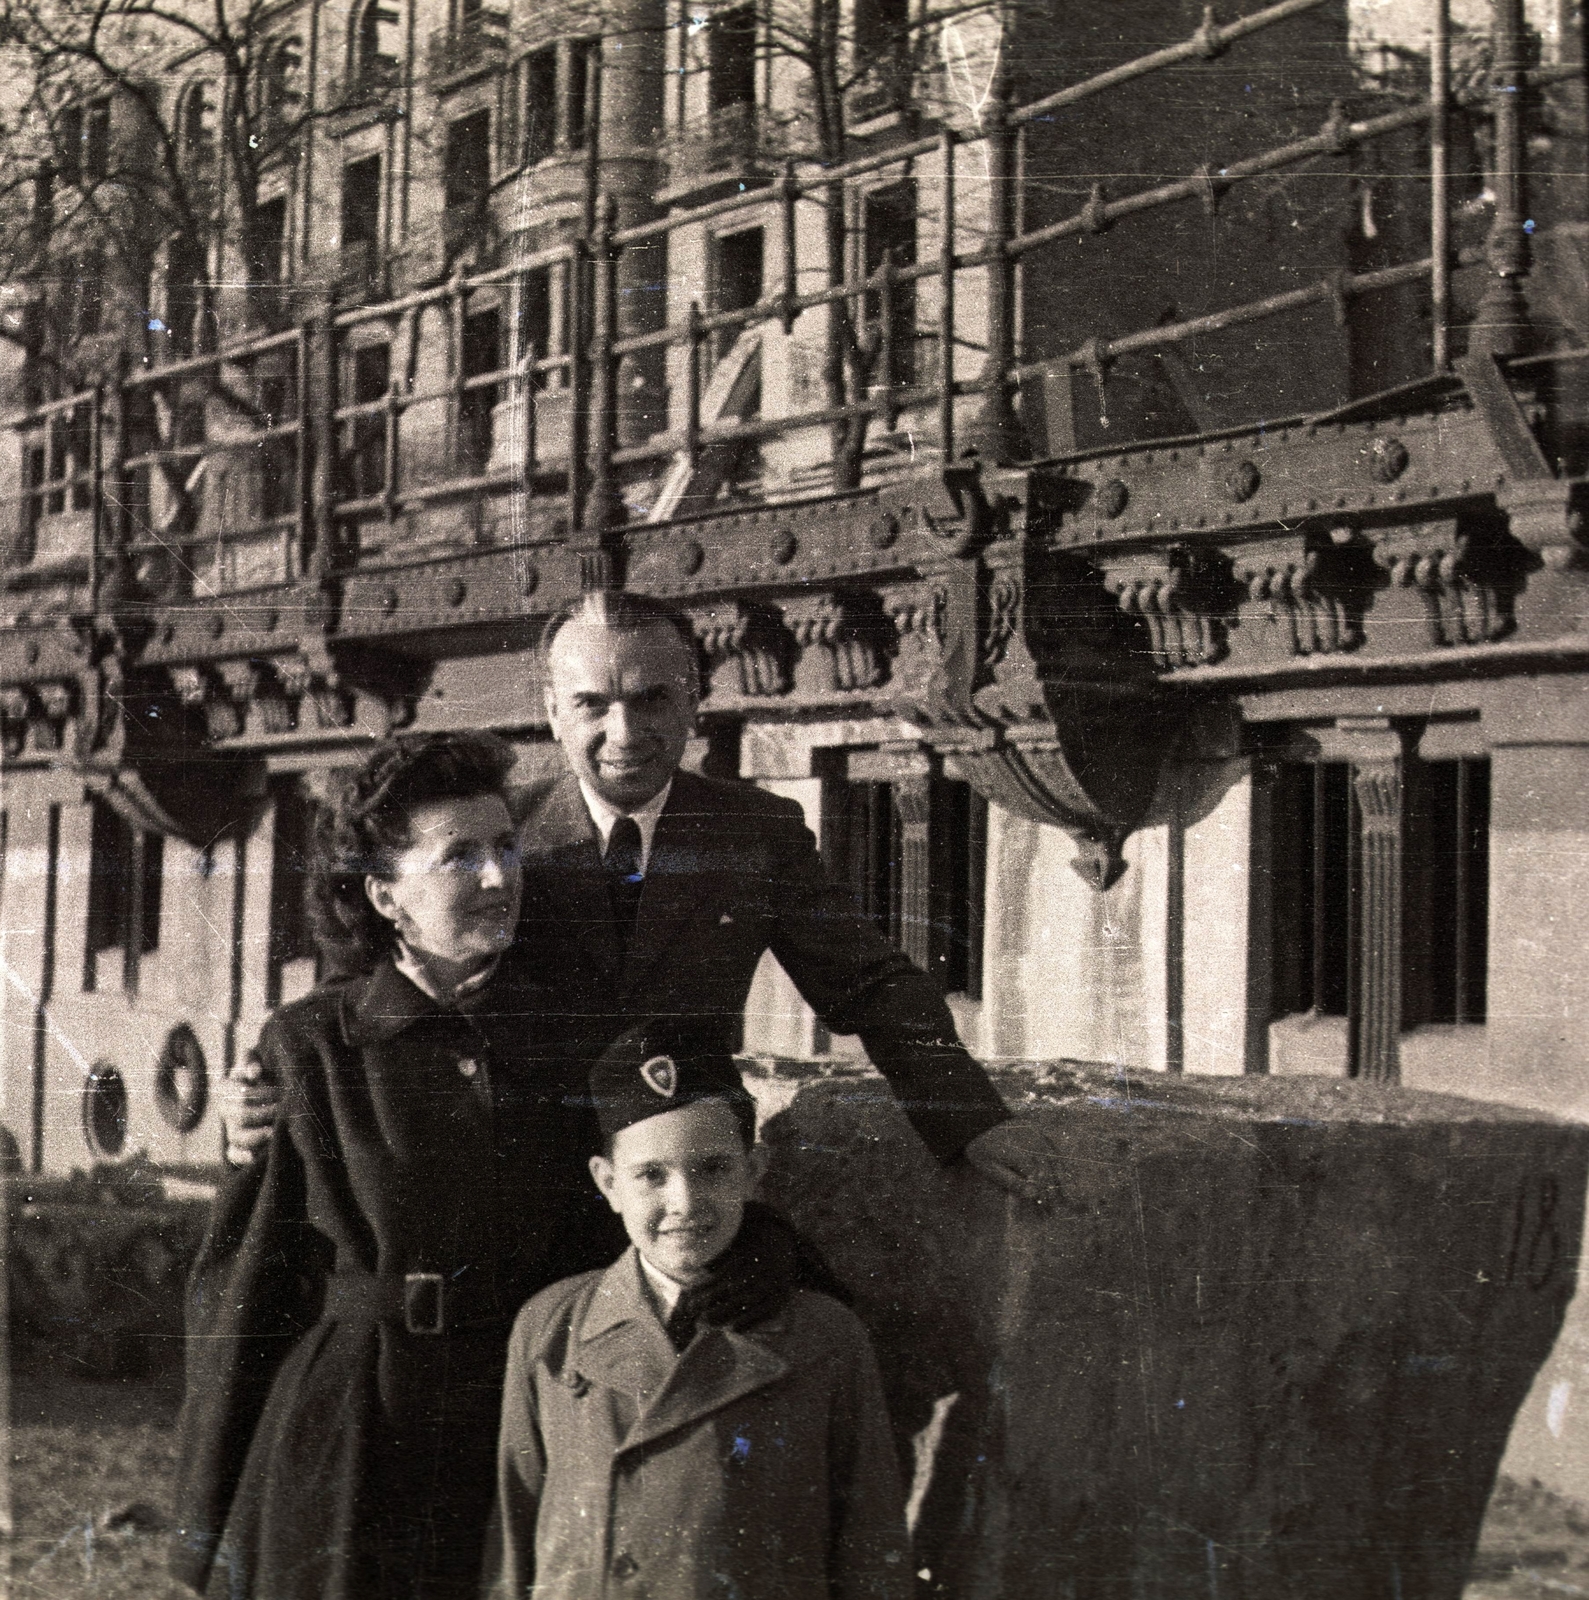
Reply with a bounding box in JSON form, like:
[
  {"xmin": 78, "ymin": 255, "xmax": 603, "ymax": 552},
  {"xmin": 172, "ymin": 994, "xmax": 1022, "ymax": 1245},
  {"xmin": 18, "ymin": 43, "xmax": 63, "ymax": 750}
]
[{"xmin": 0, "ymin": 0, "xmax": 325, "ymax": 389}]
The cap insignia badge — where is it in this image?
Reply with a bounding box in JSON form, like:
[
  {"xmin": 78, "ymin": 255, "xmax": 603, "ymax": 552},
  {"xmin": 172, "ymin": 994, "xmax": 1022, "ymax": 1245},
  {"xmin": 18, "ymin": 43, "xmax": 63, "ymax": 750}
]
[{"xmin": 640, "ymin": 1055, "xmax": 678, "ymax": 1098}]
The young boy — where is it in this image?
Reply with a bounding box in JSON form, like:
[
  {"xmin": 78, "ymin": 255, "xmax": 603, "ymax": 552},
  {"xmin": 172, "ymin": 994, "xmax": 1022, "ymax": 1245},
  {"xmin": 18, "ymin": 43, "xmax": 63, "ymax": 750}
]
[{"xmin": 483, "ymin": 1019, "xmax": 911, "ymax": 1600}]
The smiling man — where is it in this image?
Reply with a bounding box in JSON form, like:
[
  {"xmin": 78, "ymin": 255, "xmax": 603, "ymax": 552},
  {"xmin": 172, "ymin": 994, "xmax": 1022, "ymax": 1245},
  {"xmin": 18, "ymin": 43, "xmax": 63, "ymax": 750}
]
[{"xmin": 514, "ymin": 590, "xmax": 1059, "ymax": 1199}]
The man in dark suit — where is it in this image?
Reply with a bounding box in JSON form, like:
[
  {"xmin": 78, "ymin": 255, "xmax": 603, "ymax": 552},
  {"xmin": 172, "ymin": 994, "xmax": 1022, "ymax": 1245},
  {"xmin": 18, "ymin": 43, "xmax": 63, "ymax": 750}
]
[{"xmin": 226, "ymin": 591, "xmax": 1058, "ymax": 1197}]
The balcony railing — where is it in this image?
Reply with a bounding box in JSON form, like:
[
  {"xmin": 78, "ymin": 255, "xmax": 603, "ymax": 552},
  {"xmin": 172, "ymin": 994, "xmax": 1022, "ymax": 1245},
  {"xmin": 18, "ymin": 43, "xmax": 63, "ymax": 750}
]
[
  {"xmin": 4, "ymin": 0, "xmax": 1582, "ymax": 610},
  {"xmin": 427, "ymin": 10, "xmax": 508, "ymax": 86}
]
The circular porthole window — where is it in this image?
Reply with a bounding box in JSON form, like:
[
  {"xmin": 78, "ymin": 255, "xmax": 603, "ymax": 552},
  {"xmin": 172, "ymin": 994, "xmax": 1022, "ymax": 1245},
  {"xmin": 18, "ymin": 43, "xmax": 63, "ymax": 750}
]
[
  {"xmin": 82, "ymin": 1062, "xmax": 129, "ymax": 1159},
  {"xmin": 154, "ymin": 1022, "xmax": 209, "ymax": 1134}
]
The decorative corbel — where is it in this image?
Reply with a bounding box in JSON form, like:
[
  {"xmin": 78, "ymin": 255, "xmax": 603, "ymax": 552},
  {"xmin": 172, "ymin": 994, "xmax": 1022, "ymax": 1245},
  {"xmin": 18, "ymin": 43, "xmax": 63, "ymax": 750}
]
[
  {"xmin": 1101, "ymin": 545, "xmax": 1234, "ymax": 670},
  {"xmin": 782, "ymin": 592, "xmax": 892, "ymax": 695},
  {"xmin": 31, "ymin": 681, "xmax": 74, "ymax": 751},
  {"xmin": 690, "ymin": 600, "xmax": 792, "ymax": 700},
  {"xmin": 906, "ymin": 537, "xmax": 1173, "ymax": 891},
  {"xmin": 1, "ymin": 686, "xmax": 30, "ymax": 757},
  {"xmin": 1371, "ymin": 522, "xmax": 1522, "ymax": 648}
]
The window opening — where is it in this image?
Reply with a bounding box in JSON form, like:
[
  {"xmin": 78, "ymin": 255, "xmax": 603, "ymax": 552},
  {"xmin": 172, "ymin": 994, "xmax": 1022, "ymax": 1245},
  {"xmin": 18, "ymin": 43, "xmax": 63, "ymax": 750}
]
[
  {"xmin": 854, "ymin": 0, "xmax": 908, "ymax": 68},
  {"xmin": 708, "ymin": 6, "xmax": 756, "ymax": 113},
  {"xmin": 522, "ymin": 47, "xmax": 558, "ymax": 163},
  {"xmin": 444, "ymin": 109, "xmax": 493, "ymax": 214},
  {"xmin": 249, "ymin": 195, "xmax": 288, "ymax": 289},
  {"xmin": 356, "ymin": 0, "xmax": 403, "ymax": 84},
  {"xmin": 1269, "ymin": 753, "xmax": 1489, "ymax": 1037},
  {"xmin": 341, "ymin": 154, "xmax": 382, "ymax": 248},
  {"xmin": 84, "ymin": 800, "xmax": 163, "ymax": 994},
  {"xmin": 711, "ymin": 227, "xmax": 762, "ymax": 363},
  {"xmin": 342, "ymin": 340, "xmax": 391, "ymax": 499},
  {"xmin": 458, "ymin": 305, "xmax": 501, "ymax": 472},
  {"xmin": 566, "ymin": 39, "xmax": 595, "ymax": 151},
  {"xmin": 1406, "ymin": 757, "xmax": 1490, "ymax": 1026},
  {"xmin": 863, "ymin": 182, "xmax": 918, "ymax": 387}
]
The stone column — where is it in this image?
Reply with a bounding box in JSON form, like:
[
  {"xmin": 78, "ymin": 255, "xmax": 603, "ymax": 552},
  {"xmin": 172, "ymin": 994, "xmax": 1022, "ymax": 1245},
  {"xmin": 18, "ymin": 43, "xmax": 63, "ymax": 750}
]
[{"xmin": 1335, "ymin": 718, "xmax": 1408, "ymax": 1083}]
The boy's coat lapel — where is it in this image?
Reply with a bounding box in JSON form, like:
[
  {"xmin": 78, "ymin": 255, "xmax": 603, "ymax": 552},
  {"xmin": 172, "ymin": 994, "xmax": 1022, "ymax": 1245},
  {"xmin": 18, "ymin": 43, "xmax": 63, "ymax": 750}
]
[
  {"xmin": 572, "ymin": 1252, "xmax": 678, "ymax": 1403},
  {"xmin": 572, "ymin": 1250, "xmax": 792, "ymax": 1456},
  {"xmin": 620, "ymin": 1328, "xmax": 789, "ymax": 1456}
]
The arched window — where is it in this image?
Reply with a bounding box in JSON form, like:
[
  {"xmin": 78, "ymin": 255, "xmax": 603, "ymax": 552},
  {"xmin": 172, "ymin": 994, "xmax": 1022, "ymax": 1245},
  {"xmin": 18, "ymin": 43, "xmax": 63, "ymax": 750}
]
[
  {"xmin": 353, "ymin": 0, "xmax": 403, "ymax": 88},
  {"xmin": 260, "ymin": 35, "xmax": 304, "ymax": 128},
  {"xmin": 178, "ymin": 79, "xmax": 217, "ymax": 173}
]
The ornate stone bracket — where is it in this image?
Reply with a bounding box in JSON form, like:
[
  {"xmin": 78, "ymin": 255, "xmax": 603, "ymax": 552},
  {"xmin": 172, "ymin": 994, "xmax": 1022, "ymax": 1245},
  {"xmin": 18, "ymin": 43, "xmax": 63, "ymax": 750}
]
[
  {"xmin": 689, "ymin": 600, "xmax": 792, "ymax": 698},
  {"xmin": 782, "ymin": 591, "xmax": 893, "ymax": 695},
  {"xmin": 903, "ymin": 537, "xmax": 1174, "ymax": 892},
  {"xmin": 1371, "ymin": 522, "xmax": 1522, "ymax": 648},
  {"xmin": 1232, "ymin": 537, "xmax": 1368, "ymax": 658},
  {"xmin": 1101, "ymin": 545, "xmax": 1234, "ymax": 670},
  {"xmin": 0, "ymin": 679, "xmax": 75, "ymax": 755}
]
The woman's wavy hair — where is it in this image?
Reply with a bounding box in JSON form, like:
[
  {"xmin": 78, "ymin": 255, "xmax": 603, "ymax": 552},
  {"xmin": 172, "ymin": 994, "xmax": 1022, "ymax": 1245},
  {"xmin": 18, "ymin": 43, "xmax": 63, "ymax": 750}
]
[{"xmin": 309, "ymin": 731, "xmax": 518, "ymax": 977}]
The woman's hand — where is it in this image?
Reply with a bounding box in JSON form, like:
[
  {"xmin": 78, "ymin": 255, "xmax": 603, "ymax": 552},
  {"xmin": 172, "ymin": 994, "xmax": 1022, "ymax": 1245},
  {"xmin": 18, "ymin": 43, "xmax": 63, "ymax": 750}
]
[{"xmin": 219, "ymin": 1051, "xmax": 283, "ymax": 1167}]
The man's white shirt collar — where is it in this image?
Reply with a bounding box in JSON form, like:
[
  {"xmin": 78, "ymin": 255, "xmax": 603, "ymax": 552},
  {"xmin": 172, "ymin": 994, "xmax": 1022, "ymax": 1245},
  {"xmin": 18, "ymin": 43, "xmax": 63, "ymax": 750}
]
[{"xmin": 578, "ymin": 776, "xmax": 673, "ymax": 873}]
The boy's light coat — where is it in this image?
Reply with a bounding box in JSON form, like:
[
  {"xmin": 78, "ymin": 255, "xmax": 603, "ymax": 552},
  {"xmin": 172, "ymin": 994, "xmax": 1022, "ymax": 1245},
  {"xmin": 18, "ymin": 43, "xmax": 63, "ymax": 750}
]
[{"xmin": 485, "ymin": 1247, "xmax": 912, "ymax": 1600}]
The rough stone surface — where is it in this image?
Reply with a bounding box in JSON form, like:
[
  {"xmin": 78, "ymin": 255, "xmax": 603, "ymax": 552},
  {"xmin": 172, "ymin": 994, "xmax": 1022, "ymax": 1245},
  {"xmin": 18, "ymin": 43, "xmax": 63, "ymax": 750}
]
[{"xmin": 757, "ymin": 1064, "xmax": 1589, "ymax": 1600}]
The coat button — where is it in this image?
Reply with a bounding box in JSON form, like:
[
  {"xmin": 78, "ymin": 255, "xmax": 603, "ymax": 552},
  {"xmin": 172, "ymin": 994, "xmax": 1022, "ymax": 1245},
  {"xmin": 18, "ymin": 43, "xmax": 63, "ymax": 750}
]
[
  {"xmin": 457, "ymin": 1058, "xmax": 479, "ymax": 1079},
  {"xmin": 612, "ymin": 1552, "xmax": 639, "ymax": 1580}
]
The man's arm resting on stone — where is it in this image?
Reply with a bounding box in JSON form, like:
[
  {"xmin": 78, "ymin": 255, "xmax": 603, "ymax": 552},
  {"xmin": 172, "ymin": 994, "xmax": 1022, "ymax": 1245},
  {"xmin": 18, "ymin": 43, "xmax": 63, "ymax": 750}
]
[{"xmin": 758, "ymin": 803, "xmax": 1067, "ymax": 1195}]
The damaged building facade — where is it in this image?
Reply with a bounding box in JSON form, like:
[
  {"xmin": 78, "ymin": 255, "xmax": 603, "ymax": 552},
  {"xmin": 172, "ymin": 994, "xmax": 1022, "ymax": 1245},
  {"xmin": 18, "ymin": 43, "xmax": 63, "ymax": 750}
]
[{"xmin": 2, "ymin": 0, "xmax": 1589, "ymax": 1506}]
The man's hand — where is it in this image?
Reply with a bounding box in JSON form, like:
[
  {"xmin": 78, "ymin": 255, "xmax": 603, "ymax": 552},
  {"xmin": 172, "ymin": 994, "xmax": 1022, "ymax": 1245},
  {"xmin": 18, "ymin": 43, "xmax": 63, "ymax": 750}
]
[
  {"xmin": 219, "ymin": 1051, "xmax": 282, "ymax": 1167},
  {"xmin": 961, "ymin": 1120, "xmax": 1067, "ymax": 1205}
]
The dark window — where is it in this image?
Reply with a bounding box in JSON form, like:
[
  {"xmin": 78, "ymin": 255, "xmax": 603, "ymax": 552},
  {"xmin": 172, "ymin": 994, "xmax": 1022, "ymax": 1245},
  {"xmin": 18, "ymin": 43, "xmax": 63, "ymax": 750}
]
[
  {"xmin": 445, "ymin": 109, "xmax": 492, "ymax": 213},
  {"xmin": 1270, "ymin": 755, "xmax": 1489, "ymax": 1032},
  {"xmin": 72, "ymin": 253, "xmax": 104, "ymax": 340},
  {"xmin": 357, "ymin": 0, "xmax": 402, "ymax": 81},
  {"xmin": 267, "ymin": 776, "xmax": 321, "ymax": 1006},
  {"xmin": 854, "ymin": 0, "xmax": 909, "ymax": 67},
  {"xmin": 341, "ymin": 340, "xmax": 391, "ymax": 499},
  {"xmin": 167, "ymin": 231, "xmax": 210, "ymax": 355},
  {"xmin": 56, "ymin": 105, "xmax": 82, "ymax": 186},
  {"xmin": 262, "ymin": 36, "xmax": 303, "ymax": 123},
  {"xmin": 181, "ymin": 82, "xmax": 216, "ymax": 170},
  {"xmin": 257, "ymin": 352, "xmax": 298, "ymax": 520},
  {"xmin": 84, "ymin": 99, "xmax": 111, "ymax": 181},
  {"xmin": 249, "ymin": 195, "xmax": 288, "ymax": 288},
  {"xmin": 1406, "ymin": 757, "xmax": 1490, "ymax": 1027},
  {"xmin": 84, "ymin": 801, "xmax": 163, "ymax": 994},
  {"xmin": 341, "ymin": 154, "xmax": 382, "ymax": 247},
  {"xmin": 521, "ymin": 47, "xmax": 558, "ymax": 163},
  {"xmin": 1269, "ymin": 761, "xmax": 1353, "ymax": 1020},
  {"xmin": 708, "ymin": 7, "xmax": 756, "ymax": 112},
  {"xmin": 711, "ymin": 227, "xmax": 763, "ymax": 361},
  {"xmin": 826, "ymin": 770, "xmax": 986, "ymax": 998},
  {"xmin": 566, "ymin": 39, "xmax": 595, "ymax": 151},
  {"xmin": 863, "ymin": 182, "xmax": 917, "ymax": 387},
  {"xmin": 458, "ymin": 305, "xmax": 501, "ymax": 472},
  {"xmin": 517, "ymin": 265, "xmax": 552, "ymax": 374}
]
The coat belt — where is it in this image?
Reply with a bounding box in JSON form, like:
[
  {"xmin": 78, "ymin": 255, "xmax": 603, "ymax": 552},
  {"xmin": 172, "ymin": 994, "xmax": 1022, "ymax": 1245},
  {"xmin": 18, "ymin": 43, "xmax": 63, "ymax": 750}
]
[{"xmin": 322, "ymin": 1270, "xmax": 507, "ymax": 1336}]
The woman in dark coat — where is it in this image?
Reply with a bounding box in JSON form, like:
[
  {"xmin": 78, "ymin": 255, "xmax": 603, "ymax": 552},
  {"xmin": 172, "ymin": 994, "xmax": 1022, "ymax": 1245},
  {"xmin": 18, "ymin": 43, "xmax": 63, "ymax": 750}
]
[{"xmin": 171, "ymin": 734, "xmax": 624, "ymax": 1600}]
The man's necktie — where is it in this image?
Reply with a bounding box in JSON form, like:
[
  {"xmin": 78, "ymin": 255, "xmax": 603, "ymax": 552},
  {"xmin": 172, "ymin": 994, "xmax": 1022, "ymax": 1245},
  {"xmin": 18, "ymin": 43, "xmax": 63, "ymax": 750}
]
[{"xmin": 604, "ymin": 815, "xmax": 645, "ymax": 945}]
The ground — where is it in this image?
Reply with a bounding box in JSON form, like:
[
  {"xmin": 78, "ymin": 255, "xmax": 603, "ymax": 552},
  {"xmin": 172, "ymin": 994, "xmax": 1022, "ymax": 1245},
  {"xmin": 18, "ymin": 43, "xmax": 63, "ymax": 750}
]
[{"xmin": 9, "ymin": 1346, "xmax": 1589, "ymax": 1599}]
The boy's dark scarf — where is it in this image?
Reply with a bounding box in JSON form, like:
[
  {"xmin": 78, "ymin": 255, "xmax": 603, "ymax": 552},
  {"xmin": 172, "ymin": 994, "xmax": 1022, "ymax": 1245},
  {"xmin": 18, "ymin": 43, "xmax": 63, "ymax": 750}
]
[{"xmin": 664, "ymin": 1202, "xmax": 852, "ymax": 1351}]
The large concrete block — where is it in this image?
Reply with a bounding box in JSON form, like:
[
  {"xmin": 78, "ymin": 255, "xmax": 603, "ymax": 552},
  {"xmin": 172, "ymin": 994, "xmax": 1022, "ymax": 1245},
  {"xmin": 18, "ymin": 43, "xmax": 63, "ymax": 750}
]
[{"xmin": 758, "ymin": 1066, "xmax": 1588, "ymax": 1600}]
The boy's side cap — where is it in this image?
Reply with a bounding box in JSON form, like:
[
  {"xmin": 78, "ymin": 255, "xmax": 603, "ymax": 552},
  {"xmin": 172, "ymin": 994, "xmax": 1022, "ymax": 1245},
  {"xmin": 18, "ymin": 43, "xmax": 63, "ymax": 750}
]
[{"xmin": 591, "ymin": 1017, "xmax": 754, "ymax": 1145}]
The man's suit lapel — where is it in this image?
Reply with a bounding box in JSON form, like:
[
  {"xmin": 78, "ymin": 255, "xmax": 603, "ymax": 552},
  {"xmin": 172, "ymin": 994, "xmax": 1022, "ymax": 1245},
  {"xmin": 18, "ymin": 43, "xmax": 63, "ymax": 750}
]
[
  {"xmin": 523, "ymin": 773, "xmax": 623, "ymax": 981},
  {"xmin": 621, "ymin": 772, "xmax": 717, "ymax": 991}
]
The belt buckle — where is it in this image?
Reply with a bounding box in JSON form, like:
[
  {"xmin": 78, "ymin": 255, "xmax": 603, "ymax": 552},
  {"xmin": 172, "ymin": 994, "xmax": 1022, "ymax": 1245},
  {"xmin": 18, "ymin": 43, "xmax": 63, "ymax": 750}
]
[{"xmin": 403, "ymin": 1272, "xmax": 446, "ymax": 1335}]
